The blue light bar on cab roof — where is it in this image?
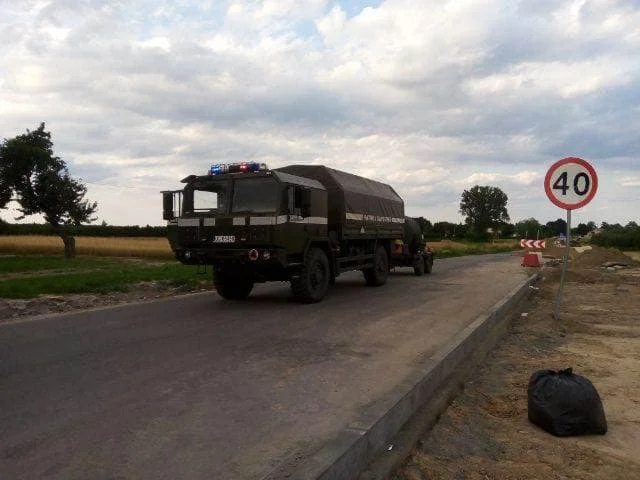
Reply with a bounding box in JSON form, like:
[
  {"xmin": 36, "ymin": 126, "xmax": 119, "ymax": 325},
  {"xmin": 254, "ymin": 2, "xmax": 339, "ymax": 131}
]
[{"xmin": 209, "ymin": 162, "xmax": 267, "ymax": 175}]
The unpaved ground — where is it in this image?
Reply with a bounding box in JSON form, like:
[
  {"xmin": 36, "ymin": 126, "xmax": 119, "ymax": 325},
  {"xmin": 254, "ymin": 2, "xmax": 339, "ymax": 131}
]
[
  {"xmin": 393, "ymin": 247, "xmax": 640, "ymax": 480},
  {"xmin": 0, "ymin": 282, "xmax": 212, "ymax": 322}
]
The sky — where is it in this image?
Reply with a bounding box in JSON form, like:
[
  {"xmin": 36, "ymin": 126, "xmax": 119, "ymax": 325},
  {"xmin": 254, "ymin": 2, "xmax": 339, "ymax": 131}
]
[{"xmin": 1, "ymin": 0, "xmax": 639, "ymax": 227}]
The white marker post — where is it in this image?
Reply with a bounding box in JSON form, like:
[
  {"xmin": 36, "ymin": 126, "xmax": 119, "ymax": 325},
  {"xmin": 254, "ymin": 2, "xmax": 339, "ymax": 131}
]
[{"xmin": 544, "ymin": 157, "xmax": 598, "ymax": 321}]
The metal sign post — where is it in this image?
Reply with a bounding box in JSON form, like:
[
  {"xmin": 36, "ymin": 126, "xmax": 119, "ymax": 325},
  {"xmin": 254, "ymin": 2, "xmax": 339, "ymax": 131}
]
[
  {"xmin": 554, "ymin": 209, "xmax": 571, "ymax": 321},
  {"xmin": 544, "ymin": 157, "xmax": 598, "ymax": 321}
]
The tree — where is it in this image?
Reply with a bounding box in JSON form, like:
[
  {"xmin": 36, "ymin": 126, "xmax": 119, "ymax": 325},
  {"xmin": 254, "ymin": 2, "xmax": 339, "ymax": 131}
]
[
  {"xmin": 600, "ymin": 222, "xmax": 623, "ymax": 231},
  {"xmin": 0, "ymin": 123, "xmax": 97, "ymax": 258},
  {"xmin": 498, "ymin": 222, "xmax": 515, "ymax": 238},
  {"xmin": 459, "ymin": 185, "xmax": 509, "ymax": 241},
  {"xmin": 515, "ymin": 218, "xmax": 542, "ymax": 239},
  {"xmin": 546, "ymin": 218, "xmax": 567, "ymax": 236},
  {"xmin": 574, "ymin": 223, "xmax": 591, "ymax": 236},
  {"xmin": 431, "ymin": 221, "xmax": 464, "ymax": 239},
  {"xmin": 573, "ymin": 221, "xmax": 598, "ymax": 236},
  {"xmin": 414, "ymin": 216, "xmax": 432, "ymax": 237}
]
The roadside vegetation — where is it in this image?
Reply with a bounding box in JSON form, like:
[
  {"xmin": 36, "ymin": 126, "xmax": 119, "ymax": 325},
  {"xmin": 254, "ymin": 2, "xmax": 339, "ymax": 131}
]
[
  {"xmin": 0, "ymin": 220, "xmax": 166, "ymax": 237},
  {"xmin": 0, "ymin": 255, "xmax": 206, "ymax": 299},
  {"xmin": 590, "ymin": 222, "xmax": 640, "ymax": 250},
  {"xmin": 428, "ymin": 240, "xmax": 519, "ymax": 258},
  {"xmin": 0, "ymin": 235, "xmax": 172, "ymax": 258}
]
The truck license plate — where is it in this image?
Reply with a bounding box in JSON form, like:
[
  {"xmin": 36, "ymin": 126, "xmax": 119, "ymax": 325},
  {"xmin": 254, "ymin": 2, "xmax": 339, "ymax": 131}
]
[{"xmin": 213, "ymin": 235, "xmax": 235, "ymax": 243}]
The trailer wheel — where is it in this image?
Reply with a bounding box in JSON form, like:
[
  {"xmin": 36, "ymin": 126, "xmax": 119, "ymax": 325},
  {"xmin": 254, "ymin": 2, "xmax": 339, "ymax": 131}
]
[
  {"xmin": 291, "ymin": 247, "xmax": 330, "ymax": 303},
  {"xmin": 425, "ymin": 253, "xmax": 433, "ymax": 274},
  {"xmin": 364, "ymin": 246, "xmax": 389, "ymax": 286},
  {"xmin": 413, "ymin": 255, "xmax": 425, "ymax": 276},
  {"xmin": 214, "ymin": 271, "xmax": 254, "ymax": 300}
]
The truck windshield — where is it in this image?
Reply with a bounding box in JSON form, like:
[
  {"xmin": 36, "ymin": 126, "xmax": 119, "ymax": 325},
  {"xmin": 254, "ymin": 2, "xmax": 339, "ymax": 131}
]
[
  {"xmin": 232, "ymin": 177, "xmax": 279, "ymax": 213},
  {"xmin": 188, "ymin": 180, "xmax": 230, "ymax": 214}
]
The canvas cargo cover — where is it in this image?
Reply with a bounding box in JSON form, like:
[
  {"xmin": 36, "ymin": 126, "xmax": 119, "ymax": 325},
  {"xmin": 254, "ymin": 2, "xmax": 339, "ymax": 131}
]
[{"xmin": 276, "ymin": 165, "xmax": 404, "ymax": 237}]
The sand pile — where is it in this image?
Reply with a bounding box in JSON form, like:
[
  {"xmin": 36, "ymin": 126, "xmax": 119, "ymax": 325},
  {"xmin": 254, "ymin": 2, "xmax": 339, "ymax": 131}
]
[{"xmin": 571, "ymin": 246, "xmax": 637, "ymax": 269}]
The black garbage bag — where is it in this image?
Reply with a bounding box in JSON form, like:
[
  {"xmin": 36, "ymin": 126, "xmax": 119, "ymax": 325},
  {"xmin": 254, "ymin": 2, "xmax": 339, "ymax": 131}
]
[{"xmin": 527, "ymin": 368, "xmax": 607, "ymax": 436}]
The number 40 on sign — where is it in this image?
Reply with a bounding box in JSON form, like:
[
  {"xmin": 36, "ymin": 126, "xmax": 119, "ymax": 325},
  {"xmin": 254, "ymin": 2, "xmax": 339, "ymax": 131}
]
[{"xmin": 544, "ymin": 157, "xmax": 598, "ymax": 210}]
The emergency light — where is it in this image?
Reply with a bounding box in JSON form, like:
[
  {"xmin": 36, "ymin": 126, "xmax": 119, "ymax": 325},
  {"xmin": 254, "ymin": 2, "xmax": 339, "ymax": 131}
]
[{"xmin": 209, "ymin": 162, "xmax": 267, "ymax": 175}]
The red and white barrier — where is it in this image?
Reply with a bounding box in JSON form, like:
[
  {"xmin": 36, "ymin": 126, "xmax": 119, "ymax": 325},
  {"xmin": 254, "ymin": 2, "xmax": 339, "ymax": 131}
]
[{"xmin": 520, "ymin": 239, "xmax": 546, "ymax": 249}]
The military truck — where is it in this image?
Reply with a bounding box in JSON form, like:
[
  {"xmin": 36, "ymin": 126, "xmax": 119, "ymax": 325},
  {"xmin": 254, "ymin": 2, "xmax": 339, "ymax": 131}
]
[{"xmin": 162, "ymin": 163, "xmax": 433, "ymax": 303}]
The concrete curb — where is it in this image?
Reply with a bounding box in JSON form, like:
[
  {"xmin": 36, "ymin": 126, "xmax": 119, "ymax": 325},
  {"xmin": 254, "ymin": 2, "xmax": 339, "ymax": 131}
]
[{"xmin": 279, "ymin": 272, "xmax": 539, "ymax": 480}]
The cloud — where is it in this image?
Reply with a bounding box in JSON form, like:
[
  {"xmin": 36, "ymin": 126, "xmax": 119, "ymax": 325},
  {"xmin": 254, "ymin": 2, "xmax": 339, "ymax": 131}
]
[
  {"xmin": 1, "ymin": 0, "xmax": 639, "ymax": 227},
  {"xmin": 458, "ymin": 170, "xmax": 542, "ymax": 186},
  {"xmin": 621, "ymin": 176, "xmax": 640, "ymax": 188}
]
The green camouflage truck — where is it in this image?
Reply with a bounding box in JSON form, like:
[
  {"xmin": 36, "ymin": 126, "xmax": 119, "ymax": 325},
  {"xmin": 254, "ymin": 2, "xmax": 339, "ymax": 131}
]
[{"xmin": 162, "ymin": 163, "xmax": 433, "ymax": 303}]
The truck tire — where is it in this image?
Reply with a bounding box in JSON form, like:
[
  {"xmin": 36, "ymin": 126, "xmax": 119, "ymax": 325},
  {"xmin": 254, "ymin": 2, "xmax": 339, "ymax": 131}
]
[
  {"xmin": 413, "ymin": 255, "xmax": 425, "ymax": 276},
  {"xmin": 364, "ymin": 246, "xmax": 389, "ymax": 286},
  {"xmin": 214, "ymin": 271, "xmax": 254, "ymax": 300},
  {"xmin": 291, "ymin": 247, "xmax": 330, "ymax": 303},
  {"xmin": 425, "ymin": 253, "xmax": 433, "ymax": 274}
]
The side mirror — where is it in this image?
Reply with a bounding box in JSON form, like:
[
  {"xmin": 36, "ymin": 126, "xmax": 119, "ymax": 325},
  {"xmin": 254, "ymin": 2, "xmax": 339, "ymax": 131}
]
[{"xmin": 162, "ymin": 192, "xmax": 175, "ymax": 220}]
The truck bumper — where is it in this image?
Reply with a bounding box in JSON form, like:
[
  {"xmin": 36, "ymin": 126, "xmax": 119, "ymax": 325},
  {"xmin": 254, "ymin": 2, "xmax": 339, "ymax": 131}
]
[{"xmin": 174, "ymin": 247, "xmax": 292, "ymax": 280}]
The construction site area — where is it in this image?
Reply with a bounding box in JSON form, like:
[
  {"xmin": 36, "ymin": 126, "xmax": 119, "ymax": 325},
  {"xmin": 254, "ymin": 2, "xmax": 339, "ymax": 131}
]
[{"xmin": 393, "ymin": 244, "xmax": 640, "ymax": 480}]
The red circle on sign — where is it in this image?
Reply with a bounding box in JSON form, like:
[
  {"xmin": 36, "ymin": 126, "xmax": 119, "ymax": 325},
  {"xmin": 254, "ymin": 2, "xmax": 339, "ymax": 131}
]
[{"xmin": 544, "ymin": 157, "xmax": 598, "ymax": 210}]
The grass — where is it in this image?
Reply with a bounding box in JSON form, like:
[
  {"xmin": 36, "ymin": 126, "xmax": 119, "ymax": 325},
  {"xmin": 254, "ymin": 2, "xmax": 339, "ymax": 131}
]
[
  {"xmin": 0, "ymin": 255, "xmax": 125, "ymax": 274},
  {"xmin": 0, "ymin": 235, "xmax": 172, "ymax": 258},
  {"xmin": 0, "ymin": 255, "xmax": 207, "ymax": 299},
  {"xmin": 428, "ymin": 239, "xmax": 520, "ymax": 259}
]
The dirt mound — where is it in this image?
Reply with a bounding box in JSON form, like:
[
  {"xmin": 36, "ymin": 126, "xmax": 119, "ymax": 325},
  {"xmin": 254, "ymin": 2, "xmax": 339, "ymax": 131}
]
[
  {"xmin": 572, "ymin": 246, "xmax": 637, "ymax": 269},
  {"xmin": 535, "ymin": 244, "xmax": 637, "ymax": 270},
  {"xmin": 538, "ymin": 243, "xmax": 568, "ymax": 259}
]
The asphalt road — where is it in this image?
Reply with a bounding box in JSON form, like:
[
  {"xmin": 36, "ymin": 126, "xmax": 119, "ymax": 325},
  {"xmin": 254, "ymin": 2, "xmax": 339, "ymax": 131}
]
[{"xmin": 0, "ymin": 254, "xmax": 528, "ymax": 480}]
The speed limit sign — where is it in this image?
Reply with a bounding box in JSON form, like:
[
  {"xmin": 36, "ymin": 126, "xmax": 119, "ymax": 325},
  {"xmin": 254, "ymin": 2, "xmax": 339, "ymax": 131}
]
[
  {"xmin": 544, "ymin": 156, "xmax": 598, "ymax": 321},
  {"xmin": 544, "ymin": 157, "xmax": 598, "ymax": 210}
]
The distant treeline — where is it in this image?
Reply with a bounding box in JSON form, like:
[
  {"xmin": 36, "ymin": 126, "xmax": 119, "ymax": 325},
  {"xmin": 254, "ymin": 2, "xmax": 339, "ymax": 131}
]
[
  {"xmin": 591, "ymin": 223, "xmax": 640, "ymax": 250},
  {"xmin": 0, "ymin": 222, "xmax": 167, "ymax": 237}
]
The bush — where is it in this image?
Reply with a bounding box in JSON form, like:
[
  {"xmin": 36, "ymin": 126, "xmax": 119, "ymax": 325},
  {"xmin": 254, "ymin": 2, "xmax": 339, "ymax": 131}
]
[{"xmin": 591, "ymin": 226, "xmax": 640, "ymax": 250}]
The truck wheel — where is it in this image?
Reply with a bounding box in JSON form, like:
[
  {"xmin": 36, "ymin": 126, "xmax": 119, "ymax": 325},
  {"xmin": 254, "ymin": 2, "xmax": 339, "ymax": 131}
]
[
  {"xmin": 413, "ymin": 255, "xmax": 425, "ymax": 276},
  {"xmin": 214, "ymin": 271, "xmax": 254, "ymax": 300},
  {"xmin": 364, "ymin": 246, "xmax": 389, "ymax": 286},
  {"xmin": 291, "ymin": 247, "xmax": 330, "ymax": 303},
  {"xmin": 425, "ymin": 254, "xmax": 433, "ymax": 274}
]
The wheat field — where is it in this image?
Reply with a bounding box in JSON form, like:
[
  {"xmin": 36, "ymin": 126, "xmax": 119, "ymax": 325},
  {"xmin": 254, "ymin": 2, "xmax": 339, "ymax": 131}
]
[{"xmin": 0, "ymin": 235, "xmax": 173, "ymax": 258}]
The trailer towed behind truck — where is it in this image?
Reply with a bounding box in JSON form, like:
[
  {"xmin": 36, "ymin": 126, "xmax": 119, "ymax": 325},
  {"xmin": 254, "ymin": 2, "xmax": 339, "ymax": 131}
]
[{"xmin": 163, "ymin": 163, "xmax": 433, "ymax": 303}]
